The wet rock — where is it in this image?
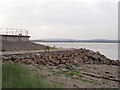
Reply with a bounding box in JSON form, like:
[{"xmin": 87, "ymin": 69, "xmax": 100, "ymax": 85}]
[
  {"xmin": 35, "ymin": 53, "xmax": 40, "ymax": 56},
  {"xmin": 21, "ymin": 59, "xmax": 27, "ymax": 63},
  {"xmin": 58, "ymin": 64, "xmax": 66, "ymax": 68},
  {"xmin": 2, "ymin": 48, "xmax": 118, "ymax": 66},
  {"xmin": 11, "ymin": 55, "xmax": 18, "ymax": 61},
  {"xmin": 40, "ymin": 59, "xmax": 47, "ymax": 65},
  {"xmin": 73, "ymin": 84, "xmax": 79, "ymax": 88},
  {"xmin": 2, "ymin": 56, "xmax": 10, "ymax": 60},
  {"xmin": 96, "ymin": 51, "xmax": 100, "ymax": 55},
  {"xmin": 47, "ymin": 62, "xmax": 55, "ymax": 66},
  {"xmin": 112, "ymin": 60, "xmax": 120, "ymax": 66},
  {"xmin": 63, "ymin": 57, "xmax": 68, "ymax": 60}
]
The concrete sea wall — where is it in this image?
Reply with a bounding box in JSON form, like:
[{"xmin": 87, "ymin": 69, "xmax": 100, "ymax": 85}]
[
  {"xmin": 1, "ymin": 35, "xmax": 30, "ymax": 42},
  {"xmin": 0, "ymin": 35, "xmax": 46, "ymax": 51}
]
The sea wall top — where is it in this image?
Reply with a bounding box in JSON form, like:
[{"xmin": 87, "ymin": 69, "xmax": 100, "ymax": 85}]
[
  {"xmin": 0, "ymin": 28, "xmax": 30, "ymax": 42},
  {"xmin": 1, "ymin": 35, "xmax": 30, "ymax": 42},
  {"xmin": 0, "ymin": 28, "xmax": 28, "ymax": 36}
]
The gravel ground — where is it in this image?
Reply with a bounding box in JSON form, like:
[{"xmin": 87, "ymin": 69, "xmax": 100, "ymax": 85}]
[{"xmin": 26, "ymin": 64, "xmax": 119, "ymax": 88}]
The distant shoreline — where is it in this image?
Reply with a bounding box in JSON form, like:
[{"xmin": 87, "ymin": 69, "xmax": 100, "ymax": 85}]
[{"xmin": 32, "ymin": 41, "xmax": 120, "ymax": 43}]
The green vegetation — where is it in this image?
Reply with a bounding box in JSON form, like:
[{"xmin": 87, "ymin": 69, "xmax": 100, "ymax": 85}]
[
  {"xmin": 67, "ymin": 71, "xmax": 82, "ymax": 76},
  {"xmin": 65, "ymin": 64, "xmax": 73, "ymax": 69},
  {"xmin": 44, "ymin": 46, "xmax": 51, "ymax": 53},
  {"xmin": 3, "ymin": 63, "xmax": 61, "ymax": 88},
  {"xmin": 86, "ymin": 66, "xmax": 98, "ymax": 70},
  {"xmin": 0, "ymin": 49, "xmax": 6, "ymax": 52},
  {"xmin": 63, "ymin": 71, "xmax": 101, "ymax": 85},
  {"xmin": 93, "ymin": 67, "xmax": 98, "ymax": 69},
  {"xmin": 0, "ymin": 61, "xmax": 2, "ymax": 89},
  {"xmin": 35, "ymin": 66, "xmax": 42, "ymax": 70},
  {"xmin": 68, "ymin": 75, "xmax": 101, "ymax": 85},
  {"xmin": 47, "ymin": 67, "xmax": 55, "ymax": 72},
  {"xmin": 52, "ymin": 46, "xmax": 56, "ymax": 49},
  {"xmin": 53, "ymin": 71, "xmax": 65, "ymax": 76},
  {"xmin": 75, "ymin": 64, "xmax": 82, "ymax": 67}
]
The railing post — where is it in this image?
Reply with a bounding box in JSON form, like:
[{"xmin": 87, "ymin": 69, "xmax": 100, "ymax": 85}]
[
  {"xmin": 0, "ymin": 28, "xmax": 28, "ymax": 36},
  {"xmin": 6, "ymin": 28, "xmax": 8, "ymax": 35}
]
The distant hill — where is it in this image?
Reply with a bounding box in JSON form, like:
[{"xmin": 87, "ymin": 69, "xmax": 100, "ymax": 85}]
[{"xmin": 31, "ymin": 39, "xmax": 120, "ymax": 43}]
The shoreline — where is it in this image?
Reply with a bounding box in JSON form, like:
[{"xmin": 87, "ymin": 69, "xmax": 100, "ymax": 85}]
[
  {"xmin": 35, "ymin": 42, "xmax": 118, "ymax": 60},
  {"xmin": 33, "ymin": 41, "xmax": 120, "ymax": 43},
  {"xmin": 2, "ymin": 48, "xmax": 120, "ymax": 66},
  {"xmin": 2, "ymin": 48, "xmax": 120, "ymax": 88}
]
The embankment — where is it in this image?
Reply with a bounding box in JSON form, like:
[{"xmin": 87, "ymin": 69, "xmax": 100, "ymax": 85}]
[
  {"xmin": 2, "ymin": 41, "xmax": 46, "ymax": 51},
  {"xmin": 2, "ymin": 48, "xmax": 120, "ymax": 66}
]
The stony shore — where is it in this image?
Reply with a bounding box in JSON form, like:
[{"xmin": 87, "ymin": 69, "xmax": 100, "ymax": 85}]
[
  {"xmin": 26, "ymin": 64, "xmax": 119, "ymax": 88},
  {"xmin": 2, "ymin": 48, "xmax": 120, "ymax": 66},
  {"xmin": 1, "ymin": 48, "xmax": 120, "ymax": 88}
]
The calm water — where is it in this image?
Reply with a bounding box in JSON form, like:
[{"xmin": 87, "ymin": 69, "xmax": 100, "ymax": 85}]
[{"xmin": 35, "ymin": 42, "xmax": 118, "ymax": 60}]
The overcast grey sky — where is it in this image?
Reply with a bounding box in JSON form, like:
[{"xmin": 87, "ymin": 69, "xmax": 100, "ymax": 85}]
[{"xmin": 0, "ymin": 0, "xmax": 118, "ymax": 40}]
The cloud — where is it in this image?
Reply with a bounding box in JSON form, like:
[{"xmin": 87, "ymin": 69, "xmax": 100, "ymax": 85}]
[{"xmin": 0, "ymin": 0, "xmax": 118, "ymax": 39}]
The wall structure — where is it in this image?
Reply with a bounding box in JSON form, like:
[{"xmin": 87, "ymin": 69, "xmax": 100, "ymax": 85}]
[
  {"xmin": 0, "ymin": 28, "xmax": 46, "ymax": 51},
  {"xmin": 1, "ymin": 35, "xmax": 30, "ymax": 42}
]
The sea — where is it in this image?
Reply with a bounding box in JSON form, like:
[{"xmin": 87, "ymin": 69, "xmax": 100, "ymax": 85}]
[{"xmin": 35, "ymin": 42, "xmax": 118, "ymax": 60}]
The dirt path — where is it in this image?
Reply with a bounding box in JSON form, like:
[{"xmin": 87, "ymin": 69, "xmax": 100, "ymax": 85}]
[{"xmin": 1, "ymin": 48, "xmax": 73, "ymax": 55}]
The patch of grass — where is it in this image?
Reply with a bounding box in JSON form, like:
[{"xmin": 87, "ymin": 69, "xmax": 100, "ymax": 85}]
[
  {"xmin": 64, "ymin": 71, "xmax": 101, "ymax": 86},
  {"xmin": 69, "ymin": 76, "xmax": 101, "ymax": 85},
  {"xmin": 53, "ymin": 71, "xmax": 64, "ymax": 76},
  {"xmin": 65, "ymin": 74, "xmax": 70, "ymax": 77},
  {"xmin": 67, "ymin": 71, "xmax": 82, "ymax": 76},
  {"xmin": 0, "ymin": 61, "xmax": 2, "ymax": 89},
  {"xmin": 1, "ymin": 49, "xmax": 6, "ymax": 52},
  {"xmin": 75, "ymin": 64, "xmax": 82, "ymax": 67},
  {"xmin": 86, "ymin": 66, "xmax": 92, "ymax": 69},
  {"xmin": 3, "ymin": 63, "xmax": 61, "ymax": 88},
  {"xmin": 86, "ymin": 66, "xmax": 98, "ymax": 70},
  {"xmin": 35, "ymin": 66, "xmax": 42, "ymax": 70},
  {"xmin": 48, "ymin": 67, "xmax": 54, "ymax": 70},
  {"xmin": 65, "ymin": 65, "xmax": 72, "ymax": 69},
  {"xmin": 43, "ymin": 46, "xmax": 51, "ymax": 53},
  {"xmin": 93, "ymin": 67, "xmax": 98, "ymax": 69},
  {"xmin": 46, "ymin": 74, "xmax": 52, "ymax": 77},
  {"xmin": 47, "ymin": 67, "xmax": 55, "ymax": 72}
]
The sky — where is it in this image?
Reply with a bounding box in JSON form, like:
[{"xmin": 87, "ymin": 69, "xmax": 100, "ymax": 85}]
[{"xmin": 0, "ymin": 0, "xmax": 119, "ymax": 40}]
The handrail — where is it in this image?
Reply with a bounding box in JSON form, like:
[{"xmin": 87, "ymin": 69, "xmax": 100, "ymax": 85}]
[{"xmin": 0, "ymin": 28, "xmax": 28, "ymax": 36}]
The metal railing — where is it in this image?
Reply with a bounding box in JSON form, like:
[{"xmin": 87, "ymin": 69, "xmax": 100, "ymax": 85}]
[{"xmin": 0, "ymin": 28, "xmax": 28, "ymax": 36}]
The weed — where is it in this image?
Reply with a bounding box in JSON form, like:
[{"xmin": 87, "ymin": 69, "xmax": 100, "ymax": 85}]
[
  {"xmin": 1, "ymin": 49, "xmax": 6, "ymax": 52},
  {"xmin": 69, "ymin": 76, "xmax": 101, "ymax": 85},
  {"xmin": 65, "ymin": 65, "xmax": 73, "ymax": 69},
  {"xmin": 47, "ymin": 67, "xmax": 55, "ymax": 72},
  {"xmin": 53, "ymin": 71, "xmax": 64, "ymax": 76},
  {"xmin": 75, "ymin": 64, "xmax": 82, "ymax": 67},
  {"xmin": 35, "ymin": 66, "xmax": 42, "ymax": 70},
  {"xmin": 3, "ymin": 63, "xmax": 61, "ymax": 88},
  {"xmin": 93, "ymin": 67, "xmax": 98, "ymax": 69},
  {"xmin": 67, "ymin": 71, "xmax": 82, "ymax": 76}
]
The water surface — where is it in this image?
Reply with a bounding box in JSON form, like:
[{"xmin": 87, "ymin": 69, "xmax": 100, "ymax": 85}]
[{"xmin": 35, "ymin": 42, "xmax": 118, "ymax": 60}]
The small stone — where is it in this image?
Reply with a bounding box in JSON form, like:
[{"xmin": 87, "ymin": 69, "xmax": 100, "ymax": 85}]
[
  {"xmin": 96, "ymin": 51, "xmax": 100, "ymax": 55},
  {"xmin": 21, "ymin": 60, "xmax": 27, "ymax": 63},
  {"xmin": 58, "ymin": 64, "xmax": 66, "ymax": 68},
  {"xmin": 60, "ymin": 68, "xmax": 68, "ymax": 72},
  {"xmin": 11, "ymin": 55, "xmax": 18, "ymax": 61}
]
